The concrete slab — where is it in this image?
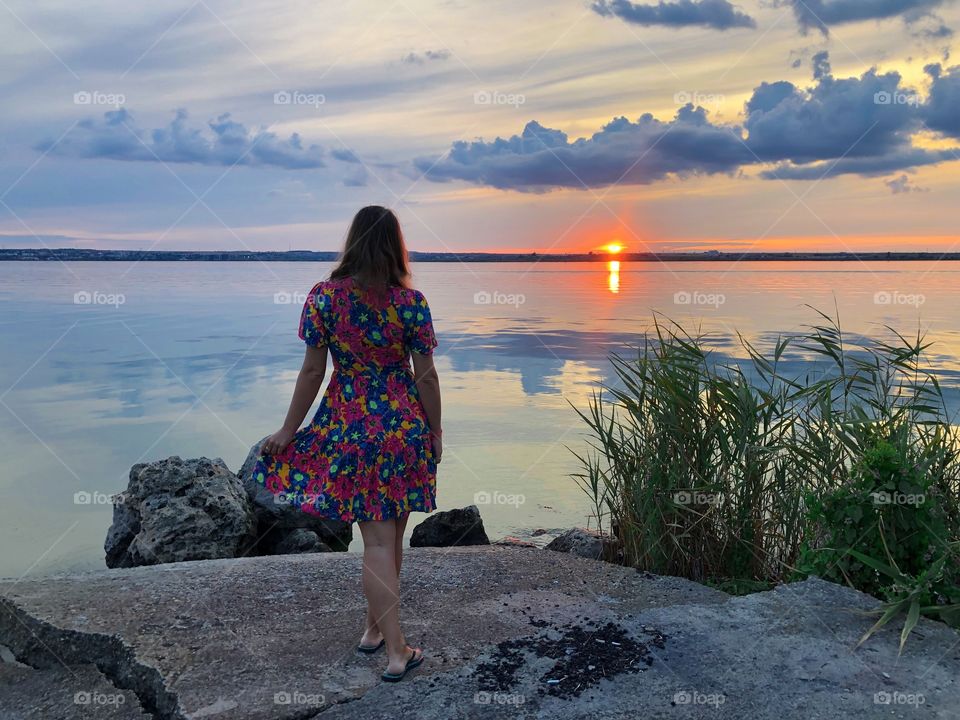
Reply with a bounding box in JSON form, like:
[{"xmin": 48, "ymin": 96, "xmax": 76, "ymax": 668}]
[{"xmin": 0, "ymin": 547, "xmax": 957, "ymax": 719}]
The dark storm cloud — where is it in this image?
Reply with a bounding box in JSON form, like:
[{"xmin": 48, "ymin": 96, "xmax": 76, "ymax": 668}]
[
  {"xmin": 743, "ymin": 67, "xmax": 921, "ymax": 164},
  {"xmin": 417, "ymin": 53, "xmax": 960, "ymax": 191},
  {"xmin": 923, "ymin": 63, "xmax": 960, "ymax": 136},
  {"xmin": 591, "ymin": 0, "xmax": 756, "ymax": 30},
  {"xmin": 37, "ymin": 109, "xmax": 326, "ymax": 169},
  {"xmin": 776, "ymin": 0, "xmax": 948, "ymax": 36},
  {"xmin": 414, "ymin": 106, "xmax": 752, "ymax": 192}
]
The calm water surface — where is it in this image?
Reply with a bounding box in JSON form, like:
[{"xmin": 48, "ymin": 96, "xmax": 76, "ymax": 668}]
[{"xmin": 2, "ymin": 260, "xmax": 960, "ymax": 578}]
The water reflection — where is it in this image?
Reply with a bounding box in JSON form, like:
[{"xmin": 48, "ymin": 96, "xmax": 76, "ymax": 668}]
[
  {"xmin": 6, "ymin": 261, "xmax": 960, "ymax": 576},
  {"xmin": 608, "ymin": 260, "xmax": 620, "ymax": 294}
]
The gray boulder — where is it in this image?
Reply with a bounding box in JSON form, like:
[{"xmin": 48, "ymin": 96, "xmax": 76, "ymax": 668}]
[
  {"xmin": 274, "ymin": 529, "xmax": 331, "ymax": 555},
  {"xmin": 545, "ymin": 527, "xmax": 618, "ymax": 561},
  {"xmin": 410, "ymin": 505, "xmax": 490, "ymax": 547},
  {"xmin": 104, "ymin": 457, "xmax": 257, "ymax": 569},
  {"xmin": 237, "ymin": 437, "xmax": 352, "ymax": 552}
]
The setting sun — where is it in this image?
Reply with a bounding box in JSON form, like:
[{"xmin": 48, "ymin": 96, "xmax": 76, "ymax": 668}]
[{"xmin": 603, "ymin": 242, "xmax": 624, "ymax": 255}]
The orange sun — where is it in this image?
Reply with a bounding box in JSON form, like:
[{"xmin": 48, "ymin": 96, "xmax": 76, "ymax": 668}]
[{"xmin": 603, "ymin": 242, "xmax": 624, "ymax": 254}]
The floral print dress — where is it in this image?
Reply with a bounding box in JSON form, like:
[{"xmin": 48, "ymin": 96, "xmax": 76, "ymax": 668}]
[{"xmin": 250, "ymin": 277, "xmax": 438, "ymax": 522}]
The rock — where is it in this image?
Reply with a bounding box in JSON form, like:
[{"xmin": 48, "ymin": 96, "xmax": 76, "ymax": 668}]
[
  {"xmin": 410, "ymin": 505, "xmax": 490, "ymax": 547},
  {"xmin": 103, "ymin": 496, "xmax": 140, "ymax": 569},
  {"xmin": 237, "ymin": 437, "xmax": 352, "ymax": 552},
  {"xmin": 494, "ymin": 536, "xmax": 537, "ymax": 548},
  {"xmin": 0, "ymin": 663, "xmax": 150, "ymax": 720},
  {"xmin": 273, "ymin": 529, "xmax": 331, "ymax": 555},
  {"xmin": 4, "ymin": 553, "xmax": 960, "ymax": 720},
  {"xmin": 546, "ymin": 527, "xmax": 618, "ymax": 561},
  {"xmin": 104, "ymin": 457, "xmax": 257, "ymax": 568}
]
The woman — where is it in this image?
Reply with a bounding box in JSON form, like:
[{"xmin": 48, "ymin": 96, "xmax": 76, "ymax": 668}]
[{"xmin": 250, "ymin": 206, "xmax": 442, "ymax": 683}]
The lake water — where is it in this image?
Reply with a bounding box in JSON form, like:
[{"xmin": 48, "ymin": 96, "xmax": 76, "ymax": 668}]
[{"xmin": 3, "ymin": 260, "xmax": 960, "ymax": 579}]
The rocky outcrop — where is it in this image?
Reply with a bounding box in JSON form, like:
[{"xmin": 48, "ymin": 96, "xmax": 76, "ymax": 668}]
[
  {"xmin": 545, "ymin": 527, "xmax": 619, "ymax": 561},
  {"xmin": 410, "ymin": 505, "xmax": 490, "ymax": 547},
  {"xmin": 104, "ymin": 457, "xmax": 256, "ymax": 569},
  {"xmin": 273, "ymin": 528, "xmax": 331, "ymax": 555},
  {"xmin": 237, "ymin": 437, "xmax": 352, "ymax": 552},
  {"xmin": 3, "ymin": 550, "xmax": 958, "ymax": 720}
]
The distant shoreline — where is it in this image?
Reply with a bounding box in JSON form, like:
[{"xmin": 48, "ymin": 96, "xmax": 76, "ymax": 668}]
[{"xmin": 3, "ymin": 248, "xmax": 960, "ymax": 262}]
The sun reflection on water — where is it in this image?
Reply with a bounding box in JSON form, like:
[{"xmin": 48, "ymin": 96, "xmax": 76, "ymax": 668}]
[{"xmin": 608, "ymin": 260, "xmax": 620, "ymax": 294}]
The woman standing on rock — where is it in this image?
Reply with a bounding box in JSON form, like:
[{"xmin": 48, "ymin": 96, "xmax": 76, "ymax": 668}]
[{"xmin": 252, "ymin": 205, "xmax": 441, "ymax": 682}]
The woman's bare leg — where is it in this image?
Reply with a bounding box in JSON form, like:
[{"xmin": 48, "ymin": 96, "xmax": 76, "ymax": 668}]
[
  {"xmin": 395, "ymin": 512, "xmax": 410, "ymax": 575},
  {"xmin": 358, "ymin": 518, "xmax": 418, "ymax": 674},
  {"xmin": 361, "ymin": 513, "xmax": 410, "ymax": 647}
]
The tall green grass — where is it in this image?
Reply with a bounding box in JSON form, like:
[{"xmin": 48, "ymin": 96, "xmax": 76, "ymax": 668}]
[{"xmin": 572, "ymin": 309, "xmax": 960, "ymax": 597}]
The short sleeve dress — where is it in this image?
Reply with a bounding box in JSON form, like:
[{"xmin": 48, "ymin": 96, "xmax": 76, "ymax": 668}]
[{"xmin": 250, "ymin": 277, "xmax": 438, "ymax": 522}]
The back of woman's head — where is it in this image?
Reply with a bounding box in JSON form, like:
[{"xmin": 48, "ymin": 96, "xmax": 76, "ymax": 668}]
[{"xmin": 330, "ymin": 206, "xmax": 410, "ymax": 290}]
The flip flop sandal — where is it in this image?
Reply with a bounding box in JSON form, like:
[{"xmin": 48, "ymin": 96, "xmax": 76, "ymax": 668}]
[
  {"xmin": 381, "ymin": 649, "xmax": 424, "ymax": 683},
  {"xmin": 356, "ymin": 639, "xmax": 385, "ymax": 654}
]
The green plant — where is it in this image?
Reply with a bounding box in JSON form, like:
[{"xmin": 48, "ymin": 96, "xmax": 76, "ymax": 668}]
[
  {"xmin": 572, "ymin": 309, "xmax": 960, "ymax": 648},
  {"xmin": 797, "ymin": 435, "xmax": 948, "ymax": 596}
]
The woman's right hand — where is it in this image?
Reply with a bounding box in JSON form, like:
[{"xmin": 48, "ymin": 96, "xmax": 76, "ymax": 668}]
[
  {"xmin": 431, "ymin": 430, "xmax": 443, "ymax": 465},
  {"xmin": 262, "ymin": 427, "xmax": 296, "ymax": 455}
]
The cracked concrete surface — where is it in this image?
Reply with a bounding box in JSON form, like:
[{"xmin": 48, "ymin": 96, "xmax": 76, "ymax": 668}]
[{"xmin": 1, "ymin": 547, "xmax": 958, "ymax": 719}]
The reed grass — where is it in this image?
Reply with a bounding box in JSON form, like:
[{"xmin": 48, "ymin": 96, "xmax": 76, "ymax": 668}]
[{"xmin": 572, "ymin": 308, "xmax": 960, "ymax": 589}]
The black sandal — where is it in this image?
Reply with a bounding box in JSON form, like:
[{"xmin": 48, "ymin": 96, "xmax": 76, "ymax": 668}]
[
  {"xmin": 356, "ymin": 638, "xmax": 385, "ymax": 654},
  {"xmin": 381, "ymin": 649, "xmax": 424, "ymax": 682}
]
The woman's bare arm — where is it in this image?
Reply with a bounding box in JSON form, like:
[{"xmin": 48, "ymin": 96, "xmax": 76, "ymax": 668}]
[
  {"xmin": 262, "ymin": 345, "xmax": 328, "ymax": 454},
  {"xmin": 412, "ymin": 351, "xmax": 442, "ymax": 463}
]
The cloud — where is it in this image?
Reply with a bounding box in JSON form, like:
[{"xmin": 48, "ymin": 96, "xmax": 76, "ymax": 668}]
[
  {"xmin": 401, "ymin": 49, "xmax": 452, "ymax": 64},
  {"xmin": 330, "ymin": 148, "xmax": 361, "ymax": 163},
  {"xmin": 759, "ymin": 148, "xmax": 956, "ymax": 179},
  {"xmin": 923, "ymin": 63, "xmax": 960, "ymax": 136},
  {"xmin": 415, "ymin": 107, "xmax": 751, "ymax": 191},
  {"xmin": 743, "ymin": 63, "xmax": 922, "ymax": 165},
  {"xmin": 885, "ymin": 173, "xmax": 930, "ymax": 192},
  {"xmin": 776, "ymin": 0, "xmax": 948, "ymax": 36},
  {"xmin": 418, "ymin": 53, "xmax": 960, "ymax": 191},
  {"xmin": 591, "ymin": 0, "xmax": 756, "ymax": 30},
  {"xmin": 37, "ymin": 109, "xmax": 326, "ymax": 169}
]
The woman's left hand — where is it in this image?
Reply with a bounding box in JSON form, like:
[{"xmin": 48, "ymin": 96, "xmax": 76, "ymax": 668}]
[{"xmin": 262, "ymin": 427, "xmax": 296, "ymax": 455}]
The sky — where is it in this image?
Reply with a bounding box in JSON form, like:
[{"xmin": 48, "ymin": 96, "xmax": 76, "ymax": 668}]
[{"xmin": 1, "ymin": 0, "xmax": 959, "ymax": 254}]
